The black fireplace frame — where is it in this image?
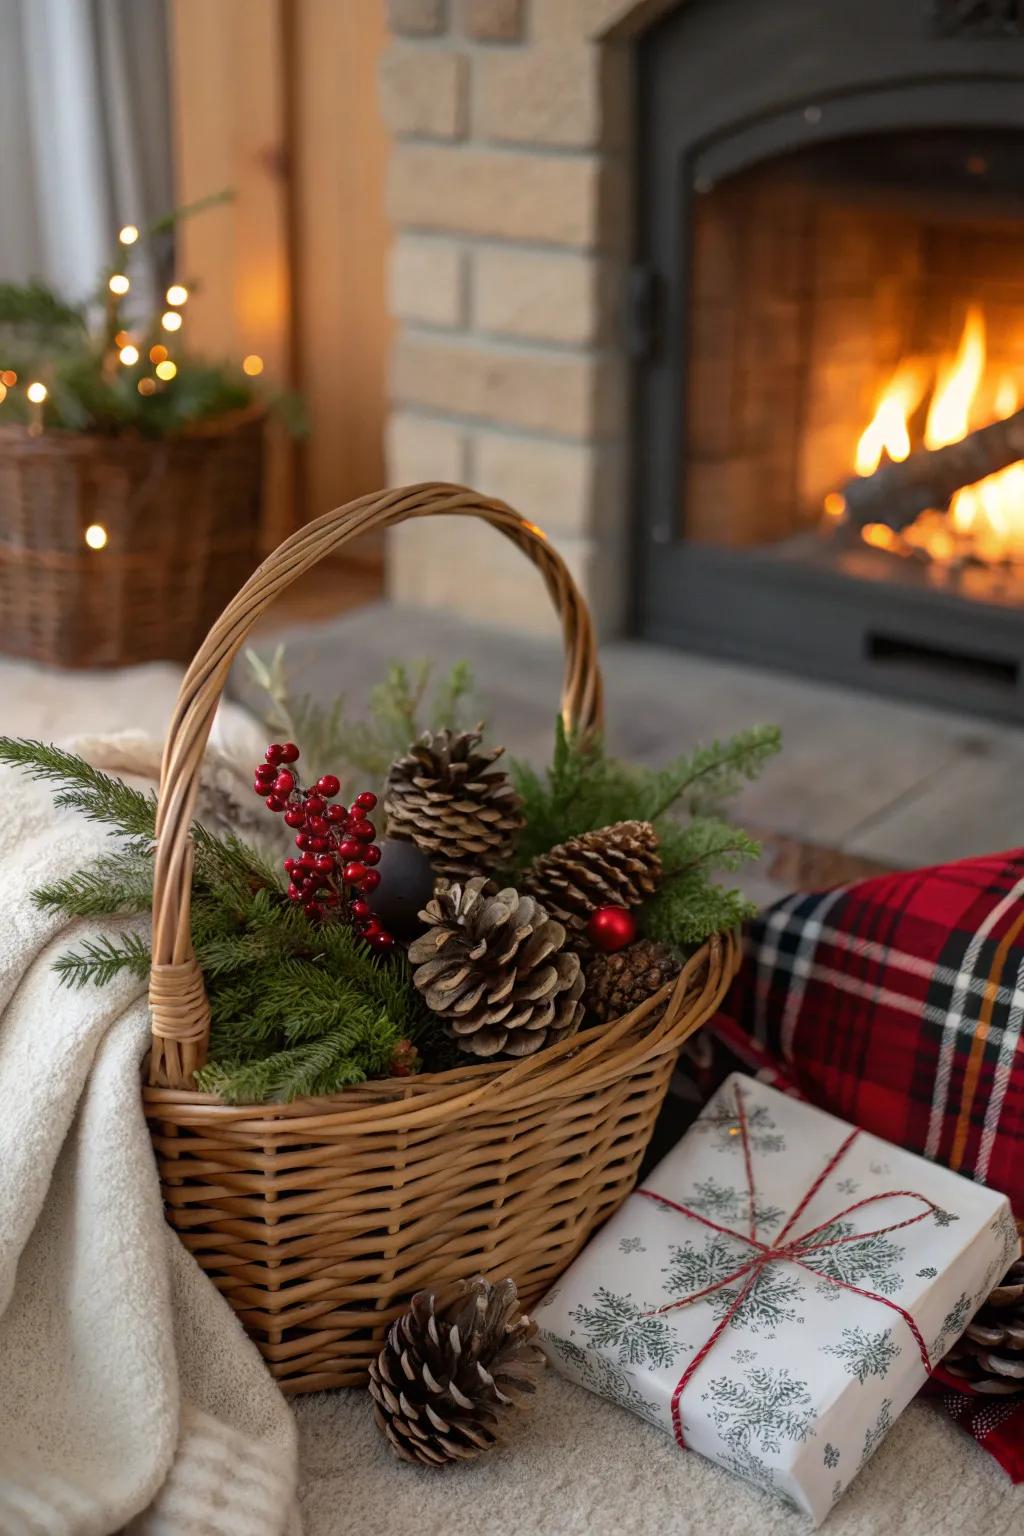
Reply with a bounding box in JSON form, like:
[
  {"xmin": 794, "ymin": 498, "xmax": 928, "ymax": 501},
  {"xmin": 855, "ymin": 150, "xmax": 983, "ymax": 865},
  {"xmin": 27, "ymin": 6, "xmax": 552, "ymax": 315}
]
[{"xmin": 633, "ymin": 0, "xmax": 1024, "ymax": 721}]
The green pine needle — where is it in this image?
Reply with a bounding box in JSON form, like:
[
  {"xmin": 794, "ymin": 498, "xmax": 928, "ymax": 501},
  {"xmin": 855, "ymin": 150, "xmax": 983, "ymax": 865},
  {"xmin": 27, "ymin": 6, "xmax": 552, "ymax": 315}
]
[{"xmin": 52, "ymin": 930, "xmax": 151, "ymax": 989}]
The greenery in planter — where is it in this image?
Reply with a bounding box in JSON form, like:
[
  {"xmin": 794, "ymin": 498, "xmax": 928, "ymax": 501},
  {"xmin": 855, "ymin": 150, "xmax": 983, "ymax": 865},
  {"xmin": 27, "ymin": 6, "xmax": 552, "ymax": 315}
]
[{"xmin": 0, "ymin": 196, "xmax": 304, "ymax": 437}]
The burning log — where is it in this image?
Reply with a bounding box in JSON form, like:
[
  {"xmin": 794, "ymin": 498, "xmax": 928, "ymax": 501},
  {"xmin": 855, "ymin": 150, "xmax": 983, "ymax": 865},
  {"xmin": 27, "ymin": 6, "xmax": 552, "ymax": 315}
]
[{"xmin": 838, "ymin": 404, "xmax": 1024, "ymax": 531}]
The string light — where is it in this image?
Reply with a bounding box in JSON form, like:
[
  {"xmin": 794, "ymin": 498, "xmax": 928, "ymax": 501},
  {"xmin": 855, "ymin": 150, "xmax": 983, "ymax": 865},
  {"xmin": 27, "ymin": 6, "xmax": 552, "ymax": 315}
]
[
  {"xmin": 118, "ymin": 344, "xmax": 140, "ymax": 366},
  {"xmin": 0, "ymin": 383, "xmax": 6, "ymax": 405},
  {"xmin": 138, "ymin": 377, "xmax": 157, "ymax": 396},
  {"xmin": 109, "ymin": 274, "xmax": 130, "ymax": 296},
  {"xmin": 84, "ymin": 523, "xmax": 108, "ymax": 550},
  {"xmin": 148, "ymin": 344, "xmax": 168, "ymax": 364},
  {"xmin": 161, "ymin": 311, "xmax": 182, "ymax": 332},
  {"xmin": 155, "ymin": 359, "xmax": 177, "ymax": 380},
  {"xmin": 1, "ymin": 369, "xmax": 17, "ymax": 387},
  {"xmin": 118, "ymin": 224, "xmax": 139, "ymax": 245},
  {"xmin": 242, "ymin": 354, "xmax": 264, "ymax": 377},
  {"xmin": 26, "ymin": 382, "xmax": 47, "ymax": 404},
  {"xmin": 114, "ymin": 330, "xmax": 131, "ymax": 348},
  {"xmin": 165, "ymin": 284, "xmax": 189, "ymax": 307}
]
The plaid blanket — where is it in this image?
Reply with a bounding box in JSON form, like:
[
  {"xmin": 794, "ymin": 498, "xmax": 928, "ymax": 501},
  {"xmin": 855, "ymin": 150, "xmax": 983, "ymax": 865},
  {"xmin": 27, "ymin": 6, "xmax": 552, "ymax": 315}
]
[{"xmin": 706, "ymin": 846, "xmax": 1024, "ymax": 1479}]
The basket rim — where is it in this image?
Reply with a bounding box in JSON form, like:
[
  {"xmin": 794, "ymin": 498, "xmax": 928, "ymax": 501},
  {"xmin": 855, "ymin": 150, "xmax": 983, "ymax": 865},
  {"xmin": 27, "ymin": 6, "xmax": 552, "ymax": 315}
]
[{"xmin": 143, "ymin": 930, "xmax": 739, "ymax": 1128}]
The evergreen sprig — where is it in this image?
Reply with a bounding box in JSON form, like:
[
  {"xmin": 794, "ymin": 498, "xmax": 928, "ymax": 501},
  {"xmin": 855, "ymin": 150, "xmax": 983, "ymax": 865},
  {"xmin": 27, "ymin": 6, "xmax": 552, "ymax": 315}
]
[
  {"xmin": 0, "ymin": 736, "xmax": 436, "ymax": 1103},
  {"xmin": 510, "ymin": 719, "xmax": 780, "ymax": 947}
]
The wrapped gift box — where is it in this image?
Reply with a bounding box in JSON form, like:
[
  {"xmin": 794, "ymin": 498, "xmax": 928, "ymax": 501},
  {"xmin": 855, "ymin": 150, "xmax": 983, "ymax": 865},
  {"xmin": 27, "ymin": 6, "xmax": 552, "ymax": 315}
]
[{"xmin": 535, "ymin": 1073, "xmax": 1019, "ymax": 1524}]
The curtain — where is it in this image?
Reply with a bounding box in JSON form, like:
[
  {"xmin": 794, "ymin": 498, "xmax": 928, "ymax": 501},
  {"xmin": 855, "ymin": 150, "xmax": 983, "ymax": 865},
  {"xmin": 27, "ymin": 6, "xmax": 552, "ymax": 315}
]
[{"xmin": 0, "ymin": 0, "xmax": 173, "ymax": 305}]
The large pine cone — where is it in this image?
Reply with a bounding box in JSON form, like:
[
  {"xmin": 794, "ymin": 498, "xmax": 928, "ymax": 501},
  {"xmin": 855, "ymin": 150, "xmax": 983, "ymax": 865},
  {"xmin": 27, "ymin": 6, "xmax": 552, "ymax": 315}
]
[
  {"xmin": 584, "ymin": 937, "xmax": 681, "ymax": 1023},
  {"xmin": 408, "ymin": 876, "xmax": 584, "ymax": 1057},
  {"xmin": 942, "ymin": 1246, "xmax": 1024, "ymax": 1395},
  {"xmin": 383, "ymin": 728, "xmax": 524, "ymax": 879},
  {"xmin": 523, "ymin": 820, "xmax": 661, "ymax": 935},
  {"xmin": 369, "ymin": 1277, "xmax": 545, "ymax": 1466}
]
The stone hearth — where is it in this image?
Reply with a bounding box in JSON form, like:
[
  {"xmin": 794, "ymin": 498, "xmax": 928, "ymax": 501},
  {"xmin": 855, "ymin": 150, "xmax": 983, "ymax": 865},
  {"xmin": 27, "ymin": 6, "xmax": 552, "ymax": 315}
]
[{"xmin": 379, "ymin": 0, "xmax": 670, "ymax": 637}]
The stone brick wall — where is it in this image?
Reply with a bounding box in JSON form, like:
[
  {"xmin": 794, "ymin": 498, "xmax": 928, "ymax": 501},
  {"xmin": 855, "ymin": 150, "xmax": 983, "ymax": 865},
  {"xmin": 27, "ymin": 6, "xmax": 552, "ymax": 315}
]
[{"xmin": 380, "ymin": 0, "xmax": 673, "ymax": 637}]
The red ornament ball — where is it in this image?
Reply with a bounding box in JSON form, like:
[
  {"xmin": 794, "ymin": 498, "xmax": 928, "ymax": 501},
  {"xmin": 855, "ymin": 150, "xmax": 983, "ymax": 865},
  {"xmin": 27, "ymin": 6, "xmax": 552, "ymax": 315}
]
[{"xmin": 586, "ymin": 904, "xmax": 636, "ymax": 953}]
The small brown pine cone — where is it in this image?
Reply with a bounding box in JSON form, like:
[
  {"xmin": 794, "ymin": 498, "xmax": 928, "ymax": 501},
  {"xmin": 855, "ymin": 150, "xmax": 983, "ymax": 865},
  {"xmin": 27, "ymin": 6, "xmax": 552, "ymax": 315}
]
[
  {"xmin": 583, "ymin": 937, "xmax": 681, "ymax": 1023},
  {"xmin": 523, "ymin": 821, "xmax": 661, "ymax": 936},
  {"xmin": 383, "ymin": 728, "xmax": 524, "ymax": 879},
  {"xmin": 408, "ymin": 876, "xmax": 584, "ymax": 1058},
  {"xmin": 942, "ymin": 1239, "xmax": 1024, "ymax": 1395},
  {"xmin": 369, "ymin": 1276, "xmax": 545, "ymax": 1466}
]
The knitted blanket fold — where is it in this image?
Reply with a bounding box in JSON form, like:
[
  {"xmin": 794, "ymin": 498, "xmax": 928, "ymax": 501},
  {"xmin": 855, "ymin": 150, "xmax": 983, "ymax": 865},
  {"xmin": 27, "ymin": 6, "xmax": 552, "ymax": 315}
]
[{"xmin": 0, "ymin": 733, "xmax": 300, "ymax": 1536}]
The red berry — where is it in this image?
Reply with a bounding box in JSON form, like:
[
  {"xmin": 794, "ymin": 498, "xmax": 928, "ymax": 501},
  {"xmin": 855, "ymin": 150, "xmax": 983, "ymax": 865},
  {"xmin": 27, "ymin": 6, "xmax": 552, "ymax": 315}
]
[
  {"xmin": 314, "ymin": 853, "xmax": 334, "ymax": 873},
  {"xmin": 338, "ymin": 838, "xmax": 360, "ymax": 860},
  {"xmin": 255, "ymin": 768, "xmax": 275, "ymax": 787},
  {"xmin": 326, "ymin": 804, "xmax": 345, "ymax": 823},
  {"xmin": 310, "ymin": 836, "xmax": 329, "ymax": 852},
  {"xmin": 350, "ymin": 898, "xmax": 370, "ymax": 919},
  {"xmin": 295, "ymin": 832, "xmax": 310, "ymax": 849},
  {"xmin": 288, "ymin": 883, "xmax": 301, "ymax": 901},
  {"xmin": 317, "ymin": 774, "xmax": 341, "ymax": 798},
  {"xmin": 284, "ymin": 857, "xmax": 297, "ymax": 873},
  {"xmin": 253, "ymin": 781, "xmax": 266, "ymax": 797},
  {"xmin": 304, "ymin": 901, "xmax": 324, "ymax": 920},
  {"xmin": 343, "ymin": 861, "xmax": 367, "ymax": 884},
  {"xmin": 354, "ymin": 822, "xmax": 375, "ymax": 842},
  {"xmin": 304, "ymin": 794, "xmax": 325, "ymax": 815},
  {"xmin": 265, "ymin": 744, "xmax": 285, "ymax": 765},
  {"xmin": 348, "ymin": 803, "xmax": 367, "ymax": 821},
  {"xmin": 284, "ymin": 807, "xmax": 306, "ymax": 828},
  {"xmin": 280, "ymin": 742, "xmax": 300, "ymax": 763},
  {"xmin": 307, "ymin": 816, "xmax": 328, "ymax": 835},
  {"xmin": 273, "ymin": 770, "xmax": 295, "ymax": 795},
  {"xmin": 300, "ymin": 853, "xmax": 317, "ymax": 869},
  {"xmin": 370, "ymin": 931, "xmax": 395, "ymax": 953},
  {"xmin": 356, "ymin": 791, "xmax": 378, "ymax": 810},
  {"xmin": 363, "ymin": 843, "xmax": 381, "ymax": 865},
  {"xmin": 265, "ymin": 794, "xmax": 286, "ymax": 812},
  {"xmin": 360, "ymin": 869, "xmax": 381, "ymax": 893}
]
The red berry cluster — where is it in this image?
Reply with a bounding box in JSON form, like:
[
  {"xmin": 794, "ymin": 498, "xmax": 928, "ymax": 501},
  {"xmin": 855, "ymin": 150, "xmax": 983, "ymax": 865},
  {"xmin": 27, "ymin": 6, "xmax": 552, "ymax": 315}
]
[{"xmin": 253, "ymin": 742, "xmax": 394, "ymax": 952}]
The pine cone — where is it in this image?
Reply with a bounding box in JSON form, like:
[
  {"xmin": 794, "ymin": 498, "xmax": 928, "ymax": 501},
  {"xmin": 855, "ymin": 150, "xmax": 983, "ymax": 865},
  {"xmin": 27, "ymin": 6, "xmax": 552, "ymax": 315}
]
[
  {"xmin": 408, "ymin": 876, "xmax": 584, "ymax": 1057},
  {"xmin": 942, "ymin": 1245, "xmax": 1024, "ymax": 1395},
  {"xmin": 583, "ymin": 937, "xmax": 681, "ymax": 1023},
  {"xmin": 369, "ymin": 1276, "xmax": 545, "ymax": 1466},
  {"xmin": 523, "ymin": 821, "xmax": 661, "ymax": 935},
  {"xmin": 383, "ymin": 728, "xmax": 524, "ymax": 879}
]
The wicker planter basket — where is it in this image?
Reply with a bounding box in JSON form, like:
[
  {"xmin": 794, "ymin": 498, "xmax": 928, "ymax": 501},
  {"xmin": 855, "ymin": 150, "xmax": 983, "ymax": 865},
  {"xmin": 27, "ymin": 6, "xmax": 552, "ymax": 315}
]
[
  {"xmin": 142, "ymin": 484, "xmax": 739, "ymax": 1394},
  {"xmin": 0, "ymin": 410, "xmax": 264, "ymax": 668}
]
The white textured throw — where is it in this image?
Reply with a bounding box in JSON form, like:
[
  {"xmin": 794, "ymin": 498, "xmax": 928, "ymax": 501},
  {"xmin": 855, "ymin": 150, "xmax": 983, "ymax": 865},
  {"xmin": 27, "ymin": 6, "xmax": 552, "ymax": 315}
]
[{"xmin": 0, "ymin": 731, "xmax": 300, "ymax": 1536}]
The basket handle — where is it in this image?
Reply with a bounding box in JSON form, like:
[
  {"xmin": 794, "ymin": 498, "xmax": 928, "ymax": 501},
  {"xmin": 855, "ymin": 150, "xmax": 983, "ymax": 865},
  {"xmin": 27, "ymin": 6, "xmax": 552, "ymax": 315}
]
[{"xmin": 148, "ymin": 483, "xmax": 604, "ymax": 1088}]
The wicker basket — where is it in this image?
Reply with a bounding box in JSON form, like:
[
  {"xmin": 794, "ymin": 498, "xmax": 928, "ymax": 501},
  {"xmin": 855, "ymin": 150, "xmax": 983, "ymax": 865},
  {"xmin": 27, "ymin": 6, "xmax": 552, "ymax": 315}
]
[
  {"xmin": 0, "ymin": 410, "xmax": 264, "ymax": 668},
  {"xmin": 142, "ymin": 483, "xmax": 739, "ymax": 1394}
]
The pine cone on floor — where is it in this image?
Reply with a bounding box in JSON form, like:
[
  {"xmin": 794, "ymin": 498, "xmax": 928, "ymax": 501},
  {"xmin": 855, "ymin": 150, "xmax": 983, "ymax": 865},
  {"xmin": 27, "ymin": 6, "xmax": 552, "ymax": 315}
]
[
  {"xmin": 583, "ymin": 937, "xmax": 681, "ymax": 1023},
  {"xmin": 383, "ymin": 728, "xmax": 524, "ymax": 879},
  {"xmin": 942, "ymin": 1247, "xmax": 1024, "ymax": 1395},
  {"xmin": 408, "ymin": 876, "xmax": 584, "ymax": 1057},
  {"xmin": 369, "ymin": 1276, "xmax": 545, "ymax": 1466},
  {"xmin": 523, "ymin": 820, "xmax": 662, "ymax": 936}
]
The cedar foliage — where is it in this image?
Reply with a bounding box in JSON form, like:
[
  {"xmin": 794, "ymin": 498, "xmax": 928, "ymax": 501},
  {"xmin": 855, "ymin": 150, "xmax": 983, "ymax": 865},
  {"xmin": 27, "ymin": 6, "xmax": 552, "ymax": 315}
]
[
  {"xmin": 0, "ymin": 737, "xmax": 434, "ymax": 1104},
  {"xmin": 510, "ymin": 720, "xmax": 780, "ymax": 945}
]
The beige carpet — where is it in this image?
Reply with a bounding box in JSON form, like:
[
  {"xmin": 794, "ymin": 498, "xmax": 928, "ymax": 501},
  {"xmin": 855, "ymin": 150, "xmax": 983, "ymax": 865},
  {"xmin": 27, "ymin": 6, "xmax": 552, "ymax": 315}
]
[{"xmin": 4, "ymin": 649, "xmax": 1022, "ymax": 1534}]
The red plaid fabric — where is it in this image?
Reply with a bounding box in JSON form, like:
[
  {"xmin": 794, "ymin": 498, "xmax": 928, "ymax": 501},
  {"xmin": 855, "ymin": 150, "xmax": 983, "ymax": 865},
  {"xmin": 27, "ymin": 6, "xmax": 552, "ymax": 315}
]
[
  {"xmin": 708, "ymin": 847, "xmax": 1024, "ymax": 1479},
  {"xmin": 716, "ymin": 847, "xmax": 1024, "ymax": 1206}
]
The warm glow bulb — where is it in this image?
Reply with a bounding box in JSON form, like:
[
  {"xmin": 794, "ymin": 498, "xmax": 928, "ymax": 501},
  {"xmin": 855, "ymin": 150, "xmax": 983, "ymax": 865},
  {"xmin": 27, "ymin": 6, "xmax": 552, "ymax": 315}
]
[
  {"xmin": 118, "ymin": 344, "xmax": 140, "ymax": 366},
  {"xmin": 109, "ymin": 274, "xmax": 130, "ymax": 296},
  {"xmin": 148, "ymin": 344, "xmax": 168, "ymax": 364},
  {"xmin": 137, "ymin": 377, "xmax": 157, "ymax": 396},
  {"xmin": 118, "ymin": 224, "xmax": 139, "ymax": 245},
  {"xmin": 26, "ymin": 381, "xmax": 47, "ymax": 404},
  {"xmin": 161, "ymin": 311, "xmax": 182, "ymax": 332},
  {"xmin": 0, "ymin": 383, "xmax": 6, "ymax": 405},
  {"xmin": 84, "ymin": 523, "xmax": 108, "ymax": 550},
  {"xmin": 165, "ymin": 284, "xmax": 189, "ymax": 307},
  {"xmin": 242, "ymin": 354, "xmax": 264, "ymax": 377},
  {"xmin": 155, "ymin": 359, "xmax": 177, "ymax": 380},
  {"xmin": 0, "ymin": 370, "xmax": 16, "ymax": 387}
]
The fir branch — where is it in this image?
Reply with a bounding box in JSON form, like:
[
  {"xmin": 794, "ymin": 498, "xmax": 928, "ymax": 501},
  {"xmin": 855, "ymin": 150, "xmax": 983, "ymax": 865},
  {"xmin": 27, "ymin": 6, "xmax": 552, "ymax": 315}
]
[
  {"xmin": 32, "ymin": 852, "xmax": 153, "ymax": 917},
  {"xmin": 53, "ymin": 931, "xmax": 151, "ymax": 989},
  {"xmin": 0, "ymin": 738, "xmax": 157, "ymax": 842}
]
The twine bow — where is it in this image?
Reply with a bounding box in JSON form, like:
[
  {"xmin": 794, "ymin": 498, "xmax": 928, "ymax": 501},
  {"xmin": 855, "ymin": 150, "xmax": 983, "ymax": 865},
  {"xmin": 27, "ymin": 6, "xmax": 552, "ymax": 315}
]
[{"xmin": 639, "ymin": 1084, "xmax": 938, "ymax": 1450}]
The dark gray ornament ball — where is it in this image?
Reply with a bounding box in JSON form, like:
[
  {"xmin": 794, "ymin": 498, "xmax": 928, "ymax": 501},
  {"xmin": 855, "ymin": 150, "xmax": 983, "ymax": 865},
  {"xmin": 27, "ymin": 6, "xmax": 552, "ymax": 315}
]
[{"xmin": 366, "ymin": 837, "xmax": 437, "ymax": 938}]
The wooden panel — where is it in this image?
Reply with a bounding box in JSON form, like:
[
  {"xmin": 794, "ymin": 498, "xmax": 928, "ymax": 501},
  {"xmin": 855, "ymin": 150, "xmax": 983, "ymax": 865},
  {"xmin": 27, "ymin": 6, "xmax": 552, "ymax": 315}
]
[{"xmin": 292, "ymin": 0, "xmax": 392, "ymax": 549}]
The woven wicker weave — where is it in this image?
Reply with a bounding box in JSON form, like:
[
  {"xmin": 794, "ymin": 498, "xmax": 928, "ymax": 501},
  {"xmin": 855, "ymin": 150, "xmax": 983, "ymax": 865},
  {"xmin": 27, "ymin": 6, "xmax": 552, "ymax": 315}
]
[
  {"xmin": 142, "ymin": 484, "xmax": 739, "ymax": 1394},
  {"xmin": 0, "ymin": 410, "xmax": 264, "ymax": 668}
]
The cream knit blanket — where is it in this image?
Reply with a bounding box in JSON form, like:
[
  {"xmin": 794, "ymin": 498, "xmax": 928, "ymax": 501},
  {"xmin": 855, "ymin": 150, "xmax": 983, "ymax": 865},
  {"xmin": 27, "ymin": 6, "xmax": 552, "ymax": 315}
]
[{"xmin": 0, "ymin": 732, "xmax": 299, "ymax": 1536}]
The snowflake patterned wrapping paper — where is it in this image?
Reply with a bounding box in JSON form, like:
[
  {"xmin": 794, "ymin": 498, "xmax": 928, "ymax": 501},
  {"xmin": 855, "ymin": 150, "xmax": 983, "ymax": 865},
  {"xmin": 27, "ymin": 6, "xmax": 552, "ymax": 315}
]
[{"xmin": 534, "ymin": 1073, "xmax": 1020, "ymax": 1525}]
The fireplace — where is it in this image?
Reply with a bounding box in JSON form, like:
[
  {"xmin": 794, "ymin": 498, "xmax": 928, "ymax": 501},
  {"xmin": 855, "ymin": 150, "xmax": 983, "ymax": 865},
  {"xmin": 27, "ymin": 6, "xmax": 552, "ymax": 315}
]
[{"xmin": 635, "ymin": 0, "xmax": 1024, "ymax": 720}]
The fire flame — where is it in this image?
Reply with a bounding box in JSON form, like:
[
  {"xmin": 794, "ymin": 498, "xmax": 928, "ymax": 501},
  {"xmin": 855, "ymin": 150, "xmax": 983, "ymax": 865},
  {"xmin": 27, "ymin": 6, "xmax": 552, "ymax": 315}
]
[{"xmin": 834, "ymin": 305, "xmax": 1024, "ymax": 568}]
